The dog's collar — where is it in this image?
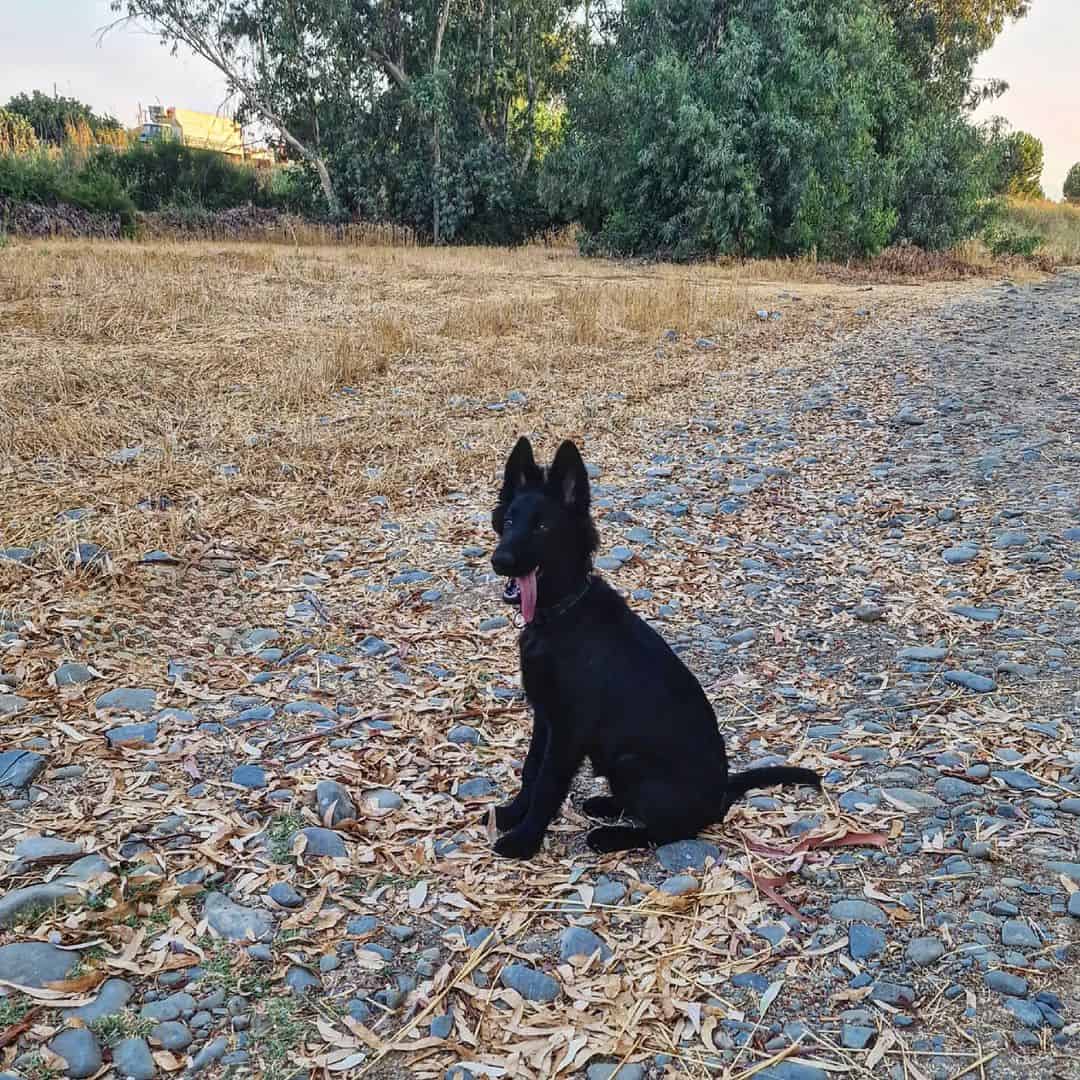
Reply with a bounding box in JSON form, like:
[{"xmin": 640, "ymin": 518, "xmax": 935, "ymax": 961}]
[{"xmin": 523, "ymin": 575, "xmax": 593, "ymax": 629}]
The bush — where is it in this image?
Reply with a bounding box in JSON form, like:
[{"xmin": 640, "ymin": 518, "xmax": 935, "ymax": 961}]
[
  {"xmin": 983, "ymin": 218, "xmax": 1043, "ymax": 257},
  {"xmin": 1065, "ymin": 163, "xmax": 1080, "ymax": 205},
  {"xmin": 0, "ymin": 148, "xmax": 136, "ymax": 232},
  {"xmin": 0, "ymin": 109, "xmax": 38, "ymax": 155},
  {"xmin": 544, "ymin": 0, "xmax": 998, "ymax": 261}
]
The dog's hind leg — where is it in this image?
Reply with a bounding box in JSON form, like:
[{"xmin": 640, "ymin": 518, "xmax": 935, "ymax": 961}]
[
  {"xmin": 582, "ymin": 795, "xmax": 625, "ymax": 818},
  {"xmin": 586, "ymin": 825, "xmax": 651, "ymax": 853}
]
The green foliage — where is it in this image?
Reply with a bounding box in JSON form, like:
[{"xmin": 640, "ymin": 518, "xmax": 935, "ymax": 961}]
[
  {"xmin": 984, "ymin": 217, "xmax": 1042, "ymax": 256},
  {"xmin": 91, "ymin": 1011, "xmax": 154, "ymax": 1047},
  {"xmin": 1063, "ymin": 162, "xmax": 1080, "ymax": 205},
  {"xmin": 545, "ymin": 0, "xmax": 993, "ymax": 260},
  {"xmin": 992, "ymin": 130, "xmax": 1044, "ymax": 198},
  {"xmin": 0, "ymin": 149, "xmax": 137, "ymax": 231},
  {"xmin": 0, "ymin": 109, "xmax": 39, "ymax": 155},
  {"xmin": 6, "ymin": 90, "xmax": 122, "ymax": 144},
  {"xmin": 91, "ymin": 140, "xmax": 264, "ymax": 211},
  {"xmin": 0, "ymin": 994, "xmax": 29, "ymax": 1027}
]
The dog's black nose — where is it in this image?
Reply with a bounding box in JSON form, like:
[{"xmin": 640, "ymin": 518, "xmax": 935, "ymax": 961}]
[{"xmin": 491, "ymin": 550, "xmax": 515, "ymax": 576}]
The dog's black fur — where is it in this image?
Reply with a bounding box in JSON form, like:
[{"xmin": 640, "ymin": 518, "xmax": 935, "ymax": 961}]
[{"xmin": 489, "ymin": 436, "xmax": 821, "ymax": 859}]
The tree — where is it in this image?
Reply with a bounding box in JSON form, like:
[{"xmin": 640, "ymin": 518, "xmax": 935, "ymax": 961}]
[
  {"xmin": 882, "ymin": 1, "xmax": 1029, "ymax": 107},
  {"xmin": 994, "ymin": 130, "xmax": 1044, "ymax": 198},
  {"xmin": 1064, "ymin": 163, "xmax": 1080, "ymax": 205},
  {"xmin": 110, "ymin": 1, "xmax": 344, "ymax": 215},
  {"xmin": 6, "ymin": 90, "xmax": 122, "ymax": 144},
  {"xmin": 543, "ymin": 0, "xmax": 993, "ymax": 260},
  {"xmin": 0, "ymin": 108, "xmax": 39, "ymax": 155}
]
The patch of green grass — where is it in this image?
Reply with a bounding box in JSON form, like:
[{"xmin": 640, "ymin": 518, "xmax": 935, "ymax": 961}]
[
  {"xmin": 0, "ymin": 994, "xmax": 30, "ymax": 1027},
  {"xmin": 200, "ymin": 945, "xmax": 269, "ymax": 997},
  {"xmin": 253, "ymin": 996, "xmax": 314, "ymax": 1080},
  {"xmin": 91, "ymin": 1010, "xmax": 154, "ymax": 1047},
  {"xmin": 17, "ymin": 1054, "xmax": 57, "ymax": 1080},
  {"xmin": 266, "ymin": 813, "xmax": 304, "ymax": 865}
]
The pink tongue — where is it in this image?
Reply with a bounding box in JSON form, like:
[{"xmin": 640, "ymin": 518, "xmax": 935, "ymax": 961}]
[{"xmin": 517, "ymin": 570, "xmax": 538, "ymax": 623}]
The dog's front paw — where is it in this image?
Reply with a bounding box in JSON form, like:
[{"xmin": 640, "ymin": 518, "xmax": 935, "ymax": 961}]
[
  {"xmin": 493, "ymin": 828, "xmax": 543, "ymax": 859},
  {"xmin": 494, "ymin": 798, "xmax": 528, "ymax": 832}
]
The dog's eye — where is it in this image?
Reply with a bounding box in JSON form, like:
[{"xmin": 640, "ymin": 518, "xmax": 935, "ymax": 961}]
[
  {"xmin": 503, "ymin": 517, "xmax": 513, "ymax": 528},
  {"xmin": 535, "ymin": 521, "xmax": 548, "ymax": 533}
]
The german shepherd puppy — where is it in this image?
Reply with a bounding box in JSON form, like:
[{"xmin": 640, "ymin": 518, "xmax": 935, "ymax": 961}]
[{"xmin": 489, "ymin": 436, "xmax": 820, "ymax": 859}]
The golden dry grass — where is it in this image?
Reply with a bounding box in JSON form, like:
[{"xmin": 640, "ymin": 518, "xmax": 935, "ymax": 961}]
[
  {"xmin": 1000, "ymin": 197, "xmax": 1080, "ymax": 265},
  {"xmin": 0, "ymin": 238, "xmax": 987, "ymax": 573}
]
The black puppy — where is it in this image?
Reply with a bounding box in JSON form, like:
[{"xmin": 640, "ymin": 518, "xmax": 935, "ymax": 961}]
[{"xmin": 489, "ymin": 436, "xmax": 821, "ymax": 859}]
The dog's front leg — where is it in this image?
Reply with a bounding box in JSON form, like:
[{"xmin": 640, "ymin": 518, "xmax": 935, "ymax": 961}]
[
  {"xmin": 494, "ymin": 736, "xmax": 579, "ymax": 859},
  {"xmin": 494, "ymin": 707, "xmax": 549, "ymax": 832}
]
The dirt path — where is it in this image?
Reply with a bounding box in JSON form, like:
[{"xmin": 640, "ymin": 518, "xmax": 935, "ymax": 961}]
[{"xmin": 0, "ymin": 268, "xmax": 1077, "ymax": 1080}]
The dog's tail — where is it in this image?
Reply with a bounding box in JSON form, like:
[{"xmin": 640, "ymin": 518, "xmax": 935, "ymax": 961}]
[
  {"xmin": 719, "ymin": 766, "xmax": 821, "ymax": 818},
  {"xmin": 727, "ymin": 766, "xmax": 821, "ymax": 798}
]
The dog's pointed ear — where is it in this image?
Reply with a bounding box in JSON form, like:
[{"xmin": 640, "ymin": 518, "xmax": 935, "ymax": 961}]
[
  {"xmin": 547, "ymin": 440, "xmax": 590, "ymax": 514},
  {"xmin": 500, "ymin": 436, "xmax": 542, "ymax": 501}
]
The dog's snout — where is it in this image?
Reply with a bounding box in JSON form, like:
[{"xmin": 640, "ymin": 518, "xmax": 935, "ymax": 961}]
[{"xmin": 491, "ymin": 549, "xmax": 515, "ymax": 575}]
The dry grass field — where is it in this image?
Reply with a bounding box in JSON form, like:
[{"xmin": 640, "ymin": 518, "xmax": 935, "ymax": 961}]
[
  {"xmin": 6, "ymin": 238, "xmax": 1078, "ymax": 1080},
  {"xmin": 0, "ymin": 238, "xmax": 986, "ymax": 578}
]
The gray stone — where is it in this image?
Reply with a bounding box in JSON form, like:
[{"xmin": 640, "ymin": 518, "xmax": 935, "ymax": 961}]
[
  {"xmin": 1068, "ymin": 893, "xmax": 1080, "ymax": 919},
  {"xmin": 298, "ymin": 827, "xmax": 348, "ymax": 858},
  {"xmin": 829, "ymin": 900, "xmax": 887, "ymax": 924},
  {"xmin": 840, "ymin": 1024, "xmax": 876, "ymax": 1050},
  {"xmin": 0, "ymin": 749, "xmax": 46, "ymax": 788},
  {"xmin": 586, "ymin": 1065, "xmax": 647, "ymax": 1080},
  {"xmin": 898, "ymin": 646, "xmax": 947, "ymax": 662},
  {"xmin": 756, "ymin": 1064, "xmax": 828, "ymax": 1080},
  {"xmin": 152, "ymin": 1022, "xmax": 193, "ymax": 1051},
  {"xmin": 364, "ymin": 788, "xmax": 404, "ymax": 810},
  {"xmin": 1001, "ymin": 920, "xmax": 1040, "ymax": 949},
  {"xmin": 984, "ymin": 970, "xmax": 1028, "ymax": 997},
  {"xmin": 64, "ymin": 977, "xmax": 134, "ymax": 1021},
  {"xmin": 268, "ymin": 882, "xmax": 304, "ymax": 909},
  {"xmin": 656, "ymin": 840, "xmax": 720, "ymax": 872},
  {"xmin": 934, "ymin": 777, "xmax": 983, "ymax": 802},
  {"xmin": 0, "ymin": 695, "xmax": 28, "ymax": 717},
  {"xmin": 659, "ymin": 875, "xmax": 698, "ymax": 896},
  {"xmin": 47, "ymin": 1027, "xmax": 102, "ymax": 1078},
  {"xmin": 106, "ymin": 721, "xmax": 158, "ymax": 746},
  {"xmin": 943, "ymin": 671, "xmax": 996, "ymax": 693},
  {"xmin": 949, "ymin": 606, "xmax": 1001, "ymax": 623},
  {"xmin": 559, "ymin": 927, "xmax": 612, "ymax": 962},
  {"xmin": 95, "ymin": 687, "xmax": 157, "ymax": 714},
  {"xmin": 1003, "ymin": 998, "xmax": 1045, "ymax": 1029},
  {"xmin": 500, "ymin": 963, "xmax": 560, "ymax": 1002},
  {"xmin": 430, "ymin": 1012, "xmax": 453, "ymax": 1039},
  {"xmin": 1044, "ymin": 861, "xmax": 1080, "ymax": 883},
  {"xmin": 906, "ymin": 937, "xmax": 945, "ymax": 966},
  {"xmin": 316, "ymin": 780, "xmax": 357, "ymax": 825},
  {"xmin": 882, "ymin": 787, "xmax": 944, "ymax": 811},
  {"xmin": 0, "ymin": 941, "xmax": 78, "ymax": 986},
  {"xmin": 942, "ymin": 544, "xmax": 979, "ymax": 565},
  {"xmin": 9, "ymin": 835, "xmax": 84, "ymax": 874},
  {"xmin": 869, "ymin": 981, "xmax": 915, "ymax": 1007},
  {"xmin": 447, "ymin": 725, "xmax": 480, "ymax": 746},
  {"xmin": 203, "ymin": 891, "xmax": 275, "ymax": 941},
  {"xmin": 113, "ymin": 1037, "xmax": 156, "ymax": 1079},
  {"xmin": 848, "ymin": 923, "xmax": 885, "ymax": 960},
  {"xmin": 994, "ymin": 530, "xmax": 1030, "ymax": 549},
  {"xmin": 457, "ymin": 778, "xmax": 497, "ymax": 798},
  {"xmin": 284, "ymin": 965, "xmax": 322, "ymax": 995},
  {"xmin": 231, "ymin": 764, "xmax": 267, "ymax": 789},
  {"xmin": 0, "ymin": 881, "xmax": 82, "ymax": 926},
  {"xmin": 187, "ymin": 1035, "xmax": 229, "ymax": 1075},
  {"xmin": 54, "ymin": 662, "xmax": 96, "ymax": 687},
  {"xmin": 992, "ymin": 769, "xmax": 1041, "ymax": 792}
]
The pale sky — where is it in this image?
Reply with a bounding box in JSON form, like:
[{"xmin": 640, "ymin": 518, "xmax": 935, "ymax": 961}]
[{"xmin": 3, "ymin": 0, "xmax": 1077, "ymax": 199}]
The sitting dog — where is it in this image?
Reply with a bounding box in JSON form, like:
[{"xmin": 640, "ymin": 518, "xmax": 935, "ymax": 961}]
[{"xmin": 489, "ymin": 436, "xmax": 821, "ymax": 858}]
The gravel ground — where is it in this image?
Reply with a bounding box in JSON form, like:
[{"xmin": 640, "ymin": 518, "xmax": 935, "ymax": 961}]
[{"xmin": 0, "ymin": 269, "xmax": 1077, "ymax": 1080}]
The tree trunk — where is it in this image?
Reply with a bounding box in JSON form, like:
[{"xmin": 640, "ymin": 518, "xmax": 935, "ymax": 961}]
[{"xmin": 432, "ymin": 0, "xmax": 453, "ymax": 245}]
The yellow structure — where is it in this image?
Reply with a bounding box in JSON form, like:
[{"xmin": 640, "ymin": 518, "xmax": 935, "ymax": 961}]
[{"xmin": 139, "ymin": 105, "xmax": 246, "ymax": 158}]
